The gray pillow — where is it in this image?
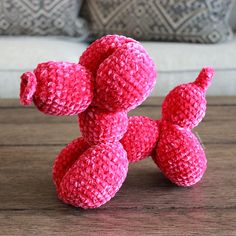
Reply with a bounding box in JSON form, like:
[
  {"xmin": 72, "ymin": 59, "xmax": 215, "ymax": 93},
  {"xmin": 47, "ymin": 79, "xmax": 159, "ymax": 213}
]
[
  {"xmin": 82, "ymin": 0, "xmax": 234, "ymax": 43},
  {"xmin": 229, "ymin": 1, "xmax": 236, "ymax": 32},
  {"xmin": 0, "ymin": 0, "xmax": 88, "ymax": 38}
]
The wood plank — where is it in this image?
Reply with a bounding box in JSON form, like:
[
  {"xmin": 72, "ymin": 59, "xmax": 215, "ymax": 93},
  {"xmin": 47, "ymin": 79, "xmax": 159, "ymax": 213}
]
[
  {"xmin": 0, "ymin": 144, "xmax": 235, "ymax": 210},
  {"xmin": 1, "ymin": 96, "xmax": 236, "ymax": 108},
  {"xmin": 0, "ymin": 107, "xmax": 161, "ymax": 124},
  {"xmin": 0, "ymin": 107, "xmax": 77, "ymax": 124},
  {"xmin": 0, "ymin": 98, "xmax": 235, "ymax": 146},
  {"xmin": 0, "ymin": 123, "xmax": 80, "ymax": 146},
  {"xmin": 0, "ymin": 105, "xmax": 235, "ymax": 124},
  {"xmin": 143, "ymin": 96, "xmax": 236, "ymax": 106},
  {"xmin": 0, "ymin": 119, "xmax": 235, "ymax": 146},
  {"xmin": 0, "ymin": 99, "xmax": 22, "ymax": 108},
  {"xmin": 0, "ymin": 209, "xmax": 235, "ymax": 236},
  {"xmin": 203, "ymin": 105, "xmax": 236, "ymax": 122},
  {"xmin": 0, "ymin": 98, "xmax": 235, "ymax": 236}
]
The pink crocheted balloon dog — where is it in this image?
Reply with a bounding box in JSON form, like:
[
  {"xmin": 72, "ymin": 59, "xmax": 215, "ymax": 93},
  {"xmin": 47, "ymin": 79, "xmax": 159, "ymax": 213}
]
[{"xmin": 19, "ymin": 35, "xmax": 214, "ymax": 209}]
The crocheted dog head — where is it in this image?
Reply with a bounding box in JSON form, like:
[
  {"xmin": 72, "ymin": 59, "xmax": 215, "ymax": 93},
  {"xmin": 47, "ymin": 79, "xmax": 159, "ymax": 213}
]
[{"xmin": 20, "ymin": 35, "xmax": 157, "ymax": 115}]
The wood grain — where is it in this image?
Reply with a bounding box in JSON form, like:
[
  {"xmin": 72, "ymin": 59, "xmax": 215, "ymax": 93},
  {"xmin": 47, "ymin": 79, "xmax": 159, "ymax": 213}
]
[
  {"xmin": 0, "ymin": 119, "xmax": 235, "ymax": 146},
  {"xmin": 0, "ymin": 144, "xmax": 236, "ymax": 210},
  {"xmin": 1, "ymin": 209, "xmax": 235, "ymax": 236},
  {"xmin": 1, "ymin": 104, "xmax": 236, "ymax": 124},
  {"xmin": 1, "ymin": 96, "xmax": 236, "ymax": 107},
  {"xmin": 0, "ymin": 97, "xmax": 235, "ymax": 235}
]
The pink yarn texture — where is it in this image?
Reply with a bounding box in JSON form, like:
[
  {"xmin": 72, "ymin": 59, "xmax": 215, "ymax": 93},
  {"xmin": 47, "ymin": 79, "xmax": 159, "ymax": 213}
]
[
  {"xmin": 153, "ymin": 121, "xmax": 207, "ymax": 186},
  {"xmin": 59, "ymin": 142, "xmax": 128, "ymax": 208},
  {"xmin": 120, "ymin": 116, "xmax": 159, "ymax": 163},
  {"xmin": 19, "ymin": 35, "xmax": 214, "ymax": 209},
  {"xmin": 153, "ymin": 67, "xmax": 214, "ymax": 186},
  {"xmin": 20, "ymin": 61, "xmax": 94, "ymax": 116},
  {"xmin": 53, "ymin": 137, "xmax": 90, "ymax": 192},
  {"xmin": 79, "ymin": 106, "xmax": 128, "ymax": 145}
]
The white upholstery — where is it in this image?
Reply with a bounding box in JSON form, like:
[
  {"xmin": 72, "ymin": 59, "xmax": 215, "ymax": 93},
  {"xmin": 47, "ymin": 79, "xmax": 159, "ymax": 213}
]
[
  {"xmin": 0, "ymin": 36, "xmax": 236, "ymax": 98},
  {"xmin": 0, "ymin": 36, "xmax": 87, "ymax": 70},
  {"xmin": 0, "ymin": 36, "xmax": 88, "ymax": 98},
  {"xmin": 142, "ymin": 38, "xmax": 236, "ymax": 96}
]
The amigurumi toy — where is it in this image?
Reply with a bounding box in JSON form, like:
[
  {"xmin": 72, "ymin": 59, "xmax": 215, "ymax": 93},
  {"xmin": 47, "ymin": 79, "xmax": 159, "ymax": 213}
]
[
  {"xmin": 19, "ymin": 35, "xmax": 214, "ymax": 209},
  {"xmin": 121, "ymin": 67, "xmax": 214, "ymax": 187}
]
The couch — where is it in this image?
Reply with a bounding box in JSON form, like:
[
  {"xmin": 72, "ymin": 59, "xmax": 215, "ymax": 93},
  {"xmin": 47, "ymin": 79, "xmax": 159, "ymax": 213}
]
[{"xmin": 0, "ymin": 5, "xmax": 235, "ymax": 98}]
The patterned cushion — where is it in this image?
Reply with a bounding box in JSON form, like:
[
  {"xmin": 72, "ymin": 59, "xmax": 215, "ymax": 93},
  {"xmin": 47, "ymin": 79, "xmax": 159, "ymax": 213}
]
[
  {"xmin": 0, "ymin": 0, "xmax": 88, "ymax": 38},
  {"xmin": 82, "ymin": 0, "xmax": 233, "ymax": 43}
]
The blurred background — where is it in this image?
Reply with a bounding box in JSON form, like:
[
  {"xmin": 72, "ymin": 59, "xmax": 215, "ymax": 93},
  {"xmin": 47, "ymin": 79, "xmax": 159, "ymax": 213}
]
[{"xmin": 0, "ymin": 0, "xmax": 235, "ymax": 98}]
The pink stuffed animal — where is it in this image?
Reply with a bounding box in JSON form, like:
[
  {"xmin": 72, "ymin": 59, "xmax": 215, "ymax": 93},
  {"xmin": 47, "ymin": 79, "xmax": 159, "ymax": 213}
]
[{"xmin": 19, "ymin": 35, "xmax": 214, "ymax": 209}]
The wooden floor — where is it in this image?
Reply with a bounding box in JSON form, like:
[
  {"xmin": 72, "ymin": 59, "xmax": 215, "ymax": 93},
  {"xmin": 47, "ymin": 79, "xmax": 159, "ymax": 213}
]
[{"xmin": 0, "ymin": 97, "xmax": 235, "ymax": 236}]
